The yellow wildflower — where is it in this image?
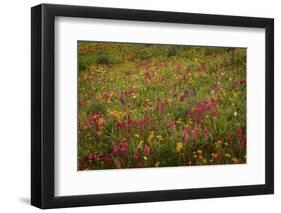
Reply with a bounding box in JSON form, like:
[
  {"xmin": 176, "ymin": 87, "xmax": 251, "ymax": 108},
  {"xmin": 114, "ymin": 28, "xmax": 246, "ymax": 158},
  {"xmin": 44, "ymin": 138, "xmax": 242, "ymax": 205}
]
[
  {"xmin": 143, "ymin": 156, "xmax": 148, "ymax": 161},
  {"xmin": 197, "ymin": 150, "xmax": 203, "ymax": 155},
  {"xmin": 176, "ymin": 142, "xmax": 183, "ymax": 152},
  {"xmin": 224, "ymin": 153, "xmax": 231, "ymax": 158},
  {"xmin": 147, "ymin": 131, "xmax": 155, "ymax": 143},
  {"xmin": 167, "ymin": 98, "xmax": 173, "ymax": 104},
  {"xmin": 176, "ymin": 119, "xmax": 182, "ymax": 124},
  {"xmin": 231, "ymin": 157, "xmax": 239, "ymax": 163},
  {"xmin": 215, "ymin": 140, "xmax": 222, "ymax": 148},
  {"xmin": 156, "ymin": 135, "xmax": 164, "ymax": 141}
]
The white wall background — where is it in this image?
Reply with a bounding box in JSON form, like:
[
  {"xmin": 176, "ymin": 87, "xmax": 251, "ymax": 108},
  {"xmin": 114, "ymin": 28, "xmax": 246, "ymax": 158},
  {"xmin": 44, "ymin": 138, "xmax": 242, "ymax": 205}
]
[{"xmin": 0, "ymin": 0, "xmax": 279, "ymax": 212}]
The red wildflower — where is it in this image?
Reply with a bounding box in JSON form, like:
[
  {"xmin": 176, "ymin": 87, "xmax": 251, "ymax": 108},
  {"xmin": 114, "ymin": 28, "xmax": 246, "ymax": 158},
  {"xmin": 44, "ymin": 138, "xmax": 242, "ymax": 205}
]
[
  {"xmin": 191, "ymin": 126, "xmax": 200, "ymax": 139},
  {"xmin": 239, "ymin": 80, "xmax": 246, "ymax": 86},
  {"xmin": 134, "ymin": 148, "xmax": 142, "ymax": 162},
  {"xmin": 119, "ymin": 142, "xmax": 128, "ymax": 154},
  {"xmin": 182, "ymin": 126, "xmax": 190, "ymax": 141},
  {"xmin": 156, "ymin": 62, "xmax": 161, "ymax": 70},
  {"xmin": 87, "ymin": 153, "xmax": 96, "ymax": 164},
  {"xmin": 213, "ymin": 152, "xmax": 220, "ymax": 160},
  {"xmin": 83, "ymin": 119, "xmax": 88, "ymax": 129},
  {"xmin": 156, "ymin": 97, "xmax": 166, "ymax": 114},
  {"xmin": 117, "ymin": 121, "xmax": 126, "ymax": 129},
  {"xmin": 169, "ymin": 121, "xmax": 176, "ymax": 130},
  {"xmin": 203, "ymin": 126, "xmax": 210, "ymax": 139},
  {"xmin": 237, "ymin": 127, "xmax": 243, "ymax": 141},
  {"xmin": 242, "ymin": 135, "xmax": 246, "ymax": 145},
  {"xmin": 79, "ymin": 152, "xmax": 97, "ymax": 170},
  {"xmin": 176, "ymin": 62, "xmax": 182, "ymax": 69},
  {"xmin": 228, "ymin": 132, "xmax": 234, "ymax": 143},
  {"xmin": 112, "ymin": 142, "xmax": 128, "ymax": 156},
  {"xmin": 211, "ymin": 108, "xmax": 218, "ymax": 117},
  {"xmin": 105, "ymin": 156, "xmax": 113, "ymax": 165},
  {"xmin": 199, "ymin": 63, "xmax": 206, "ymax": 71},
  {"xmin": 112, "ymin": 144, "xmax": 119, "ymax": 155},
  {"xmin": 236, "ymin": 127, "xmax": 246, "ymax": 145},
  {"xmin": 144, "ymin": 144, "xmax": 152, "ymax": 155}
]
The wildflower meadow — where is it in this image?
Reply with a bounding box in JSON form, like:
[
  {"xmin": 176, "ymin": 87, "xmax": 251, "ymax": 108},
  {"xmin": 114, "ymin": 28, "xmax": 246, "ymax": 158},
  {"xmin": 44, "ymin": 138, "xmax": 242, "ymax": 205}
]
[{"xmin": 78, "ymin": 41, "xmax": 246, "ymax": 170}]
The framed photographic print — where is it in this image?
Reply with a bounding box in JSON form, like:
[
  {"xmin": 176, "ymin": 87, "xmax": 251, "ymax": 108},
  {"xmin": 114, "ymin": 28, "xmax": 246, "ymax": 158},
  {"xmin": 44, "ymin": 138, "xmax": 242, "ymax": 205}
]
[{"xmin": 31, "ymin": 3, "xmax": 274, "ymax": 209}]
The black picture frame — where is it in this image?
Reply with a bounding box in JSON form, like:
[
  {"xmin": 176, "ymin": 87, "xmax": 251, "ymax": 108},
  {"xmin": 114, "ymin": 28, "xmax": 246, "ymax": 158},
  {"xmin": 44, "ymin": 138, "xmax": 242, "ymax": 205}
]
[{"xmin": 31, "ymin": 3, "xmax": 274, "ymax": 209}]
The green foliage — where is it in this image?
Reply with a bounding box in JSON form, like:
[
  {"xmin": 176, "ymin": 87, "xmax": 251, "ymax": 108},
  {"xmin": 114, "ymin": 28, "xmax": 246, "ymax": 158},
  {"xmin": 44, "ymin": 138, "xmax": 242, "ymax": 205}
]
[
  {"xmin": 96, "ymin": 54, "xmax": 111, "ymax": 65},
  {"xmin": 167, "ymin": 46, "xmax": 179, "ymax": 57},
  {"xmin": 84, "ymin": 102, "xmax": 106, "ymax": 115}
]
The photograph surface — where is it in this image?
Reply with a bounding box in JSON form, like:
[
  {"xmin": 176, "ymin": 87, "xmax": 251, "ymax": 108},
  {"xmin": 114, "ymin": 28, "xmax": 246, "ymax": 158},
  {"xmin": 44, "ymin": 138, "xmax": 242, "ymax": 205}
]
[{"xmin": 78, "ymin": 41, "xmax": 247, "ymax": 170}]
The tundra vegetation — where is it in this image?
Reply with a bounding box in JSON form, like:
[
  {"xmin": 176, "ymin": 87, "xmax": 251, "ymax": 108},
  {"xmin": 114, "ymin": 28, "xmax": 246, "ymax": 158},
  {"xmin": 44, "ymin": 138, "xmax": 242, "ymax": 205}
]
[{"xmin": 78, "ymin": 41, "xmax": 246, "ymax": 170}]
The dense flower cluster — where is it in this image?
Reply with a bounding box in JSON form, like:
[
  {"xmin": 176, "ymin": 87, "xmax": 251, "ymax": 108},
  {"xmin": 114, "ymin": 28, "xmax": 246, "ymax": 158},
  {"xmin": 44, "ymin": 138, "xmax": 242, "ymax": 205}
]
[
  {"xmin": 116, "ymin": 115, "xmax": 151, "ymax": 130},
  {"xmin": 188, "ymin": 97, "xmax": 220, "ymax": 124},
  {"xmin": 112, "ymin": 142, "xmax": 129, "ymax": 156},
  {"xmin": 82, "ymin": 112, "xmax": 105, "ymax": 131}
]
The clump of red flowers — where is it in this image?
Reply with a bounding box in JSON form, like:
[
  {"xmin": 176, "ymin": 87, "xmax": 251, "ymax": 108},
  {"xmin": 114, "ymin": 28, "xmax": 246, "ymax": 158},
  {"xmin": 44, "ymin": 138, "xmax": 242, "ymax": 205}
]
[
  {"xmin": 180, "ymin": 89, "xmax": 189, "ymax": 102},
  {"xmin": 191, "ymin": 125, "xmax": 201, "ymax": 139},
  {"xmin": 112, "ymin": 142, "xmax": 129, "ymax": 156},
  {"xmin": 182, "ymin": 126, "xmax": 190, "ymax": 141},
  {"xmin": 116, "ymin": 114, "xmax": 151, "ymax": 130},
  {"xmin": 156, "ymin": 97, "xmax": 168, "ymax": 114},
  {"xmin": 144, "ymin": 144, "xmax": 153, "ymax": 155},
  {"xmin": 82, "ymin": 112, "xmax": 105, "ymax": 131},
  {"xmin": 232, "ymin": 79, "xmax": 246, "ymax": 87},
  {"xmin": 203, "ymin": 126, "xmax": 210, "ymax": 139},
  {"xmin": 175, "ymin": 62, "xmax": 182, "ymax": 70},
  {"xmin": 198, "ymin": 63, "xmax": 206, "ymax": 72},
  {"xmin": 79, "ymin": 152, "xmax": 97, "ymax": 170},
  {"xmin": 188, "ymin": 97, "xmax": 220, "ymax": 124},
  {"xmin": 169, "ymin": 120, "xmax": 176, "ymax": 131},
  {"xmin": 237, "ymin": 127, "xmax": 246, "ymax": 145},
  {"xmin": 228, "ymin": 132, "xmax": 235, "ymax": 143}
]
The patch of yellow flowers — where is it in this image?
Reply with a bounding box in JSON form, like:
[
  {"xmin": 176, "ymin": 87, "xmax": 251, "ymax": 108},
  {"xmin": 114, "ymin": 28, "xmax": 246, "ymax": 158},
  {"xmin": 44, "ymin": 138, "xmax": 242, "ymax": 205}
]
[
  {"xmin": 147, "ymin": 131, "xmax": 155, "ymax": 143},
  {"xmin": 224, "ymin": 153, "xmax": 231, "ymax": 158},
  {"xmin": 156, "ymin": 135, "xmax": 164, "ymax": 141},
  {"xmin": 107, "ymin": 109, "xmax": 125, "ymax": 120},
  {"xmin": 176, "ymin": 142, "xmax": 183, "ymax": 152},
  {"xmin": 215, "ymin": 140, "xmax": 223, "ymax": 148}
]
